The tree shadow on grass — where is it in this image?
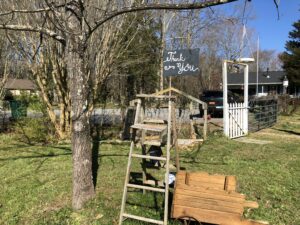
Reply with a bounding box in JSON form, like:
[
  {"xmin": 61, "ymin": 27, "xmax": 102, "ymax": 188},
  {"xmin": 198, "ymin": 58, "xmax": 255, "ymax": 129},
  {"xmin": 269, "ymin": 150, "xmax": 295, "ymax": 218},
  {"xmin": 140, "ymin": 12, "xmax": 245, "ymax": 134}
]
[
  {"xmin": 271, "ymin": 128, "xmax": 300, "ymax": 136},
  {"xmin": 0, "ymin": 141, "xmax": 72, "ymax": 162},
  {"xmin": 91, "ymin": 122, "xmax": 130, "ymax": 188},
  {"xmin": 91, "ymin": 124, "xmax": 100, "ymax": 188},
  {"xmin": 179, "ymin": 143, "xmax": 225, "ymax": 166},
  {"xmin": 0, "ymin": 152, "xmax": 71, "ymax": 161}
]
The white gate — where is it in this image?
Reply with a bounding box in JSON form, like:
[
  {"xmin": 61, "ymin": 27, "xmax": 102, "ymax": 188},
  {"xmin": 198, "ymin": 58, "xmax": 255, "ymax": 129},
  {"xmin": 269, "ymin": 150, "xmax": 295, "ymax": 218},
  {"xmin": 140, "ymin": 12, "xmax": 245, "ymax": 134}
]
[
  {"xmin": 223, "ymin": 60, "xmax": 249, "ymax": 139},
  {"xmin": 227, "ymin": 103, "xmax": 248, "ymax": 138}
]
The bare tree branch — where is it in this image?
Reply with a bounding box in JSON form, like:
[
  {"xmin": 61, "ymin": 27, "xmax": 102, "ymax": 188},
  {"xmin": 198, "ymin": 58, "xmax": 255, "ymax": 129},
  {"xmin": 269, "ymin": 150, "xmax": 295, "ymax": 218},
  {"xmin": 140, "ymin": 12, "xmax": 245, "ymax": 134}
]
[
  {"xmin": 90, "ymin": 0, "xmax": 238, "ymax": 35},
  {"xmin": 0, "ymin": 2, "xmax": 69, "ymax": 16},
  {"xmin": 0, "ymin": 24, "xmax": 65, "ymax": 44}
]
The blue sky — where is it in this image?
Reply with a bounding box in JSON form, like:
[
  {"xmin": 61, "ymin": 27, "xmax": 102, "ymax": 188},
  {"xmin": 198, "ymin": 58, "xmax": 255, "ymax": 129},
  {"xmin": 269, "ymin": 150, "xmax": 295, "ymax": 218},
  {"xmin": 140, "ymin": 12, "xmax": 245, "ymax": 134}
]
[{"xmin": 217, "ymin": 0, "xmax": 300, "ymax": 53}]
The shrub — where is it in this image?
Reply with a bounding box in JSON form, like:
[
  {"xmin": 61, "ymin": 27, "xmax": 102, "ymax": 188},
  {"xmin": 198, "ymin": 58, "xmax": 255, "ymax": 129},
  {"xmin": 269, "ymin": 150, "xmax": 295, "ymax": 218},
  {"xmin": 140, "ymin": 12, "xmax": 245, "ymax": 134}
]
[
  {"xmin": 13, "ymin": 117, "xmax": 57, "ymax": 144},
  {"xmin": 15, "ymin": 92, "xmax": 43, "ymax": 111}
]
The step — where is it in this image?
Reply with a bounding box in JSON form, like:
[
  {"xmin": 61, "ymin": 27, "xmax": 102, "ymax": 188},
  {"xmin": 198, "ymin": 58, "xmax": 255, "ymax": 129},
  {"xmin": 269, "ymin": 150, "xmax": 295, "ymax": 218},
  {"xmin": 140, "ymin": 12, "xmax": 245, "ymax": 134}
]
[
  {"xmin": 143, "ymin": 118, "xmax": 166, "ymax": 124},
  {"xmin": 144, "ymin": 179, "xmax": 165, "ymax": 188},
  {"xmin": 143, "ymin": 140, "xmax": 162, "ymax": 146},
  {"xmin": 122, "ymin": 213, "xmax": 164, "ymax": 225},
  {"xmin": 127, "ymin": 183, "xmax": 166, "ymax": 193},
  {"xmin": 131, "ymin": 123, "xmax": 167, "ymax": 132},
  {"xmin": 131, "ymin": 153, "xmax": 167, "ymax": 161}
]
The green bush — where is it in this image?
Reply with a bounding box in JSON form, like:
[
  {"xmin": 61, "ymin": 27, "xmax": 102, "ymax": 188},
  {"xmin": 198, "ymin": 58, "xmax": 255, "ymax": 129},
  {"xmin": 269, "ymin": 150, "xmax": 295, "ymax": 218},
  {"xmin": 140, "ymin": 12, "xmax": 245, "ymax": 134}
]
[
  {"xmin": 13, "ymin": 117, "xmax": 57, "ymax": 144},
  {"xmin": 15, "ymin": 92, "xmax": 43, "ymax": 111}
]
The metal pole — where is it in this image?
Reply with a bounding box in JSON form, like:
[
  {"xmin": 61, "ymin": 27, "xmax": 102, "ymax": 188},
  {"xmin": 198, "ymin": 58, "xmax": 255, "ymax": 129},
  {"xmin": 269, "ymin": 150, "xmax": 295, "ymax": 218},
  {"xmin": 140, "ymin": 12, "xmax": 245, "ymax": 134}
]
[
  {"xmin": 256, "ymin": 37, "xmax": 259, "ymax": 96},
  {"xmin": 222, "ymin": 61, "xmax": 228, "ymax": 137}
]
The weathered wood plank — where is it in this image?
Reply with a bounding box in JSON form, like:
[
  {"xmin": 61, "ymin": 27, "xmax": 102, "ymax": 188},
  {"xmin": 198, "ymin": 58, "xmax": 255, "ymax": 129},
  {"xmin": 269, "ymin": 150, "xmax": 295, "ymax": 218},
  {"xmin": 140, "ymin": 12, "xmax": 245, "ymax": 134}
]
[
  {"xmin": 131, "ymin": 123, "xmax": 167, "ymax": 132},
  {"xmin": 173, "ymin": 195, "xmax": 244, "ymax": 214},
  {"xmin": 172, "ymin": 171, "xmax": 264, "ymax": 225},
  {"xmin": 175, "ymin": 188, "xmax": 245, "ymax": 203},
  {"xmin": 172, "ymin": 205, "xmax": 242, "ymax": 225},
  {"xmin": 243, "ymin": 201, "xmax": 259, "ymax": 209},
  {"xmin": 143, "ymin": 118, "xmax": 166, "ymax": 124},
  {"xmin": 225, "ymin": 175, "xmax": 237, "ymax": 191},
  {"xmin": 176, "ymin": 183, "xmax": 245, "ymax": 198},
  {"xmin": 238, "ymin": 219, "xmax": 269, "ymax": 225},
  {"xmin": 187, "ymin": 180, "xmax": 225, "ymax": 190},
  {"xmin": 187, "ymin": 172, "xmax": 226, "ymax": 182}
]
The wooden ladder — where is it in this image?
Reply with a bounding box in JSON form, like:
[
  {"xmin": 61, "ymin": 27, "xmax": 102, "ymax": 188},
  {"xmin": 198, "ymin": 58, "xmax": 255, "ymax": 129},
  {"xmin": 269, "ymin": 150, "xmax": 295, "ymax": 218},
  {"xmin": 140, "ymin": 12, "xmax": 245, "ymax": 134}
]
[{"xmin": 119, "ymin": 95, "xmax": 176, "ymax": 225}]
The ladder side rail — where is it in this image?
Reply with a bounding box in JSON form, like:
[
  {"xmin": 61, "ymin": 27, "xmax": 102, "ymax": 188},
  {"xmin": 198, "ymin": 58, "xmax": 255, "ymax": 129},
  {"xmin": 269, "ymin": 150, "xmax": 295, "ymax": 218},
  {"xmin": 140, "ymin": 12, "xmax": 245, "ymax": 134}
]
[
  {"xmin": 119, "ymin": 131, "xmax": 136, "ymax": 225},
  {"xmin": 164, "ymin": 98, "xmax": 172, "ymax": 225},
  {"xmin": 140, "ymin": 100, "xmax": 147, "ymax": 192},
  {"xmin": 171, "ymin": 101, "xmax": 180, "ymax": 171}
]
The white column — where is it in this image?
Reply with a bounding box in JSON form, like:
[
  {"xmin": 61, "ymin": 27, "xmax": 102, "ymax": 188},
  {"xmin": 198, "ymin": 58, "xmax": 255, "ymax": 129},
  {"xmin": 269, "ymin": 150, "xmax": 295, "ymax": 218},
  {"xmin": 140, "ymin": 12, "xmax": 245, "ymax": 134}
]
[
  {"xmin": 243, "ymin": 64, "xmax": 249, "ymax": 134},
  {"xmin": 223, "ymin": 61, "xmax": 229, "ymax": 137}
]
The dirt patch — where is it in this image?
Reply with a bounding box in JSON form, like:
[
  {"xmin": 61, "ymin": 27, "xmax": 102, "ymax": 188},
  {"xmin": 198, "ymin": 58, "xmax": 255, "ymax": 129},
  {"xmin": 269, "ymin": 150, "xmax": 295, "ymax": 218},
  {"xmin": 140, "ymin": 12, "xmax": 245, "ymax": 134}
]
[{"xmin": 41, "ymin": 196, "xmax": 71, "ymax": 214}]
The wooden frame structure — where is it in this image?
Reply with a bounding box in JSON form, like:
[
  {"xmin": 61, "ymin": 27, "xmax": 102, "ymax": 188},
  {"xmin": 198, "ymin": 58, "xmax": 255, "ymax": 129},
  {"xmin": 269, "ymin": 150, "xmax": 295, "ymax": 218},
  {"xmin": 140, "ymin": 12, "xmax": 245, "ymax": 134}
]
[
  {"xmin": 119, "ymin": 94, "xmax": 178, "ymax": 225},
  {"xmin": 172, "ymin": 171, "xmax": 269, "ymax": 225},
  {"xmin": 152, "ymin": 87, "xmax": 208, "ymax": 140}
]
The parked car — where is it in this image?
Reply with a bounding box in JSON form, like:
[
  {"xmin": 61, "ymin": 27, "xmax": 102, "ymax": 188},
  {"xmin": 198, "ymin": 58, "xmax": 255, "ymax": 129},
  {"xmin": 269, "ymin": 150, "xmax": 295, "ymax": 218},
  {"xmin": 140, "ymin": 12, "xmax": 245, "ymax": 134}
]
[{"xmin": 199, "ymin": 90, "xmax": 240, "ymax": 118}]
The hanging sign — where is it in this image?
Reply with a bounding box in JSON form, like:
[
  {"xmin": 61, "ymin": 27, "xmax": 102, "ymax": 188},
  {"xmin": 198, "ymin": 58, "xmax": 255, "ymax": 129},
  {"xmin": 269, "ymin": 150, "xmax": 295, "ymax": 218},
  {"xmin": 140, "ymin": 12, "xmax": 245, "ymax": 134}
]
[{"xmin": 163, "ymin": 48, "xmax": 200, "ymax": 77}]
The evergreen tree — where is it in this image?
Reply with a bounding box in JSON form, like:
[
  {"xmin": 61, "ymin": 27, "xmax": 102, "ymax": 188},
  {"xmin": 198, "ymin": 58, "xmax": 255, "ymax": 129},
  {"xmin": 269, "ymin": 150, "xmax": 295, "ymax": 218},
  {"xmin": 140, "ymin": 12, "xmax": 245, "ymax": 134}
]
[
  {"xmin": 113, "ymin": 12, "xmax": 160, "ymax": 105},
  {"xmin": 280, "ymin": 19, "xmax": 300, "ymax": 85}
]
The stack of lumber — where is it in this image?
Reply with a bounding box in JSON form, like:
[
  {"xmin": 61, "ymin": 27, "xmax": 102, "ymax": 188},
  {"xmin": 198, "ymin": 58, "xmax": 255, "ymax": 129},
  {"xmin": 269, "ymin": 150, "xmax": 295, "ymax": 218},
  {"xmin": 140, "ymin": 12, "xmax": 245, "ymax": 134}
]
[{"xmin": 171, "ymin": 171, "xmax": 269, "ymax": 225}]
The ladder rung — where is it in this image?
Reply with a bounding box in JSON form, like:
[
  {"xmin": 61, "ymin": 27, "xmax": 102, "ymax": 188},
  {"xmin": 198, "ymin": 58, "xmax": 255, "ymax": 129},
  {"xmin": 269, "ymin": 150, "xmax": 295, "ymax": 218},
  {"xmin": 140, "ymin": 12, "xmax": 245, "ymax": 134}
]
[
  {"xmin": 131, "ymin": 123, "xmax": 167, "ymax": 132},
  {"xmin": 123, "ymin": 213, "xmax": 164, "ymax": 225},
  {"xmin": 144, "ymin": 180, "xmax": 165, "ymax": 187},
  {"xmin": 127, "ymin": 183, "xmax": 165, "ymax": 193},
  {"xmin": 131, "ymin": 154, "xmax": 166, "ymax": 161},
  {"xmin": 143, "ymin": 140, "xmax": 162, "ymax": 146},
  {"xmin": 143, "ymin": 118, "xmax": 166, "ymax": 124}
]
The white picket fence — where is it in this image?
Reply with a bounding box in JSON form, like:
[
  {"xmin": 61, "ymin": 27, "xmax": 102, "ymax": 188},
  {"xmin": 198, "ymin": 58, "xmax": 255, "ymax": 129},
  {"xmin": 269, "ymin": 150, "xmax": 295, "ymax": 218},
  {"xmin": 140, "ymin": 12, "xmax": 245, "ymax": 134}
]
[{"xmin": 226, "ymin": 102, "xmax": 248, "ymax": 139}]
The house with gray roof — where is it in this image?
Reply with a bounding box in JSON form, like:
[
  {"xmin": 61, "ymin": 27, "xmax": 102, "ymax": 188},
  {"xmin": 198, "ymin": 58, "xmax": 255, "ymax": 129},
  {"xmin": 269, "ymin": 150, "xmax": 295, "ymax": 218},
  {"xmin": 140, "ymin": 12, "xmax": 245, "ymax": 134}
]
[
  {"xmin": 4, "ymin": 79, "xmax": 37, "ymax": 95},
  {"xmin": 228, "ymin": 71, "xmax": 294, "ymax": 96}
]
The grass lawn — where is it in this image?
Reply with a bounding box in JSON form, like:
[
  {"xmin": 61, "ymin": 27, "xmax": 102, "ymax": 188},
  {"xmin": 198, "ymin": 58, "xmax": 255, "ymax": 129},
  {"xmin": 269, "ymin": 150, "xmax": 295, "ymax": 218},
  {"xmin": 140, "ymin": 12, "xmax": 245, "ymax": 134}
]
[{"xmin": 0, "ymin": 110, "xmax": 299, "ymax": 225}]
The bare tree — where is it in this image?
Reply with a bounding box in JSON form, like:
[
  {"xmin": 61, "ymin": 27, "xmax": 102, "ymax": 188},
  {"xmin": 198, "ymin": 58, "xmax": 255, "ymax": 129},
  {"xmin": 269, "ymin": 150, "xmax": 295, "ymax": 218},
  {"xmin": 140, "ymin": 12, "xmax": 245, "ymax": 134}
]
[
  {"xmin": 0, "ymin": 33, "xmax": 10, "ymax": 100},
  {"xmin": 0, "ymin": 61, "xmax": 8, "ymax": 100},
  {"xmin": 250, "ymin": 49, "xmax": 283, "ymax": 72},
  {"xmin": 0, "ymin": 0, "xmax": 239, "ymax": 209}
]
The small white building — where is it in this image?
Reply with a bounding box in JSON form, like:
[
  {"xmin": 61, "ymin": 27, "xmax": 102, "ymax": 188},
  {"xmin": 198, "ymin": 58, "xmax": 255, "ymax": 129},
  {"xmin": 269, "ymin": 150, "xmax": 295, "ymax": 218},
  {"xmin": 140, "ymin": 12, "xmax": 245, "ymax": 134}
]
[{"xmin": 4, "ymin": 79, "xmax": 37, "ymax": 95}]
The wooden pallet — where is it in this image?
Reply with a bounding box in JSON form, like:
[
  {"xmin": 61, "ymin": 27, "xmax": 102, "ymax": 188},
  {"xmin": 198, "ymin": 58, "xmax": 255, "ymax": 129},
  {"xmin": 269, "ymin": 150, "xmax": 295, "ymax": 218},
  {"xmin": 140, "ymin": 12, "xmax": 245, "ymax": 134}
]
[{"xmin": 171, "ymin": 171, "xmax": 268, "ymax": 225}]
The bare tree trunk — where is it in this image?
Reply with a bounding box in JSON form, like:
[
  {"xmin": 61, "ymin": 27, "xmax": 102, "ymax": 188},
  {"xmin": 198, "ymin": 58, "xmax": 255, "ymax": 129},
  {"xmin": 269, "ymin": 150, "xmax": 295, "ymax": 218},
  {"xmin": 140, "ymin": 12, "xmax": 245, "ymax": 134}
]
[
  {"xmin": 67, "ymin": 40, "xmax": 95, "ymax": 209},
  {"xmin": 0, "ymin": 60, "xmax": 8, "ymax": 99},
  {"xmin": 67, "ymin": 13, "xmax": 95, "ymax": 209}
]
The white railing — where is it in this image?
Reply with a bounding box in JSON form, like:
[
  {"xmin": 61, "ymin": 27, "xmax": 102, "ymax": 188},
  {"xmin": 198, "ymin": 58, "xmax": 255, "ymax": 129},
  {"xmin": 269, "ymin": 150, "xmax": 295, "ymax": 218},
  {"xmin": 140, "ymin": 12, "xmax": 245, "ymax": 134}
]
[{"xmin": 225, "ymin": 102, "xmax": 248, "ymax": 139}]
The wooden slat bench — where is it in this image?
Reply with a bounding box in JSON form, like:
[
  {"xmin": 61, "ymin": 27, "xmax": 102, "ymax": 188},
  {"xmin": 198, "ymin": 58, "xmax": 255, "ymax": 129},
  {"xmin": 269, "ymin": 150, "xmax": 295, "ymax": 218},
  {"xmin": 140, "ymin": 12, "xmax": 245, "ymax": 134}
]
[{"xmin": 171, "ymin": 171, "xmax": 268, "ymax": 225}]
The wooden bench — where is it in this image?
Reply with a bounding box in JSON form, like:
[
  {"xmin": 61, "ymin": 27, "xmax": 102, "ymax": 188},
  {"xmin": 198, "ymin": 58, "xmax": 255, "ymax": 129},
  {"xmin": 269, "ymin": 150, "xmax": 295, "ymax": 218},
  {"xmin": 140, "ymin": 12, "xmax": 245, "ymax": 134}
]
[{"xmin": 171, "ymin": 171, "xmax": 268, "ymax": 225}]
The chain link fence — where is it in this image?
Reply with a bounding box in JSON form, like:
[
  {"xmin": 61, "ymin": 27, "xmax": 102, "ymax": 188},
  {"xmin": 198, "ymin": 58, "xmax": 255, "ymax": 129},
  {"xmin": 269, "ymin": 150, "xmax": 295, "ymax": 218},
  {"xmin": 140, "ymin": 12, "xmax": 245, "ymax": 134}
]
[{"xmin": 248, "ymin": 97, "xmax": 278, "ymax": 132}]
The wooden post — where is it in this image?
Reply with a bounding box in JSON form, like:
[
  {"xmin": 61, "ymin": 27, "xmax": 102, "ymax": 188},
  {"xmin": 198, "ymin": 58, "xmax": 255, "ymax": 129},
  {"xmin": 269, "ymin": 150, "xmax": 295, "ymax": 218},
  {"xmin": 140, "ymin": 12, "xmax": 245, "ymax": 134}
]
[
  {"xmin": 140, "ymin": 99, "xmax": 147, "ymax": 193},
  {"xmin": 171, "ymin": 101, "xmax": 180, "ymax": 171},
  {"xmin": 189, "ymin": 102, "xmax": 196, "ymax": 139},
  {"xmin": 164, "ymin": 78, "xmax": 172, "ymax": 225},
  {"xmin": 203, "ymin": 107, "xmax": 208, "ymax": 140}
]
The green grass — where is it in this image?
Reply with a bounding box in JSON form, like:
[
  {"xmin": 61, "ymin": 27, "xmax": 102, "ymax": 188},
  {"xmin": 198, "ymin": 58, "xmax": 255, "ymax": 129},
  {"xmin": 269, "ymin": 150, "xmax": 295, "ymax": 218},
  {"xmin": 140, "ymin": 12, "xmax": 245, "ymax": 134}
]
[{"xmin": 0, "ymin": 110, "xmax": 299, "ymax": 225}]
